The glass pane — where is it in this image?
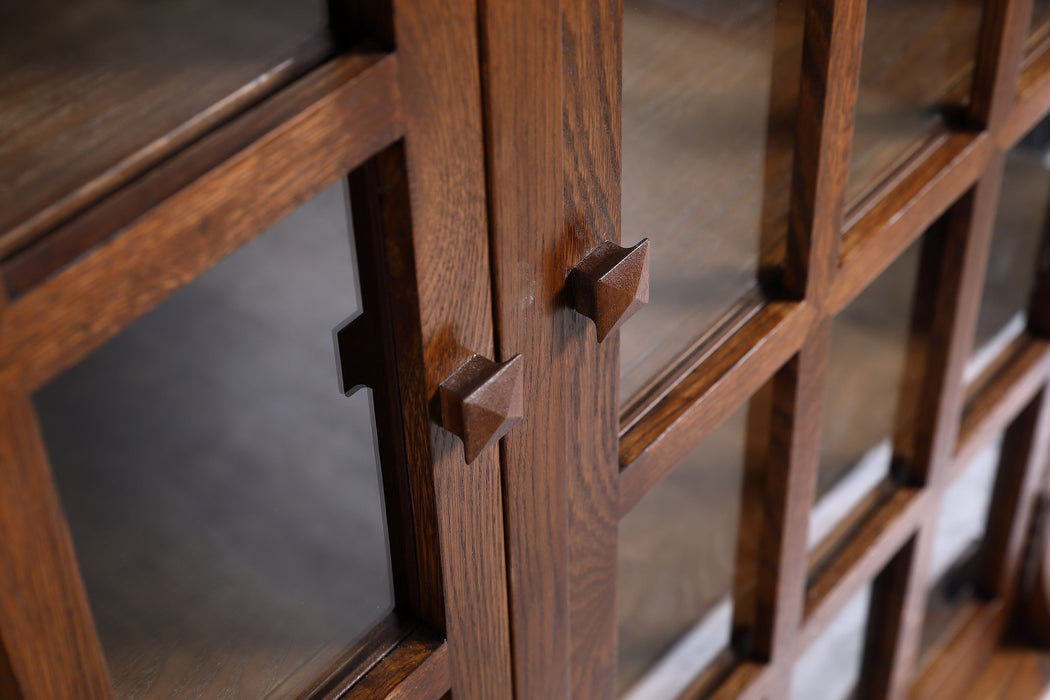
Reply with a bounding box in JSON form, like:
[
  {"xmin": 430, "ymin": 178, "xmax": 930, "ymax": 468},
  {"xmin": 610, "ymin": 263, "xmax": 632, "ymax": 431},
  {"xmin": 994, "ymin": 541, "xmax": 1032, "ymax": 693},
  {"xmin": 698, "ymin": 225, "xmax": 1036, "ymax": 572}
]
[
  {"xmin": 36, "ymin": 180, "xmax": 394, "ymax": 698},
  {"xmin": 0, "ymin": 0, "xmax": 328, "ymax": 238},
  {"xmin": 1031, "ymin": 0, "xmax": 1050, "ymax": 49},
  {"xmin": 813, "ymin": 238, "xmax": 923, "ymax": 549},
  {"xmin": 848, "ymin": 0, "xmax": 983, "ymax": 203},
  {"xmin": 620, "ymin": 0, "xmax": 801, "ymax": 402},
  {"xmin": 968, "ymin": 122, "xmax": 1050, "ymax": 376},
  {"xmin": 791, "ymin": 585, "xmax": 872, "ymax": 699},
  {"xmin": 618, "ymin": 401, "xmax": 751, "ymax": 697}
]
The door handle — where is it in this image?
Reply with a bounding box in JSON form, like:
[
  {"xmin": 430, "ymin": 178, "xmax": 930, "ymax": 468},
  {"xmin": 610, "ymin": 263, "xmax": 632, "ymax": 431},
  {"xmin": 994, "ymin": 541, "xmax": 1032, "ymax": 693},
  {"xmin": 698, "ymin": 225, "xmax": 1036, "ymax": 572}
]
[
  {"xmin": 439, "ymin": 354, "xmax": 524, "ymax": 463},
  {"xmin": 568, "ymin": 239, "xmax": 649, "ymax": 342}
]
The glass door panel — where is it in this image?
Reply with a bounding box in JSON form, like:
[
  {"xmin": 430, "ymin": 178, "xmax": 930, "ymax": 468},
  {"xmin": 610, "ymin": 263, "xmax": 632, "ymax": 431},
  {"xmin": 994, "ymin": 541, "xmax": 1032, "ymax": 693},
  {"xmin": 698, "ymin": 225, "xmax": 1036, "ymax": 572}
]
[
  {"xmin": 620, "ymin": 0, "xmax": 801, "ymax": 403},
  {"xmin": 36, "ymin": 180, "xmax": 394, "ymax": 698},
  {"xmin": 618, "ymin": 401, "xmax": 750, "ymax": 697},
  {"xmin": 847, "ymin": 0, "xmax": 982, "ymax": 204}
]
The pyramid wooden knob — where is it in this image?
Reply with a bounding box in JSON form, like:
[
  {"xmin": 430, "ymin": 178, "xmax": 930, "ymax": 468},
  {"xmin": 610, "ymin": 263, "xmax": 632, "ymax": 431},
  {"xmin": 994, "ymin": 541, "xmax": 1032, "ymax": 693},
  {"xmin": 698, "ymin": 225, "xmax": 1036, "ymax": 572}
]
[
  {"xmin": 439, "ymin": 354, "xmax": 524, "ymax": 463},
  {"xmin": 569, "ymin": 239, "xmax": 649, "ymax": 342}
]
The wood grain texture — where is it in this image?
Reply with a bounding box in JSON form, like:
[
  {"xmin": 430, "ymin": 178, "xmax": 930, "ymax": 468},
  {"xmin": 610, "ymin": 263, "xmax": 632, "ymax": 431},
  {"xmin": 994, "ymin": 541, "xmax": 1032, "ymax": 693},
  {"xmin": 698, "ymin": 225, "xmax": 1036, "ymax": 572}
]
[
  {"xmin": 0, "ymin": 390, "xmax": 112, "ymax": 699},
  {"xmin": 0, "ymin": 53, "xmax": 402, "ymax": 393},
  {"xmin": 478, "ymin": 1, "xmax": 574, "ymax": 697},
  {"xmin": 561, "ymin": 0, "xmax": 623, "ymax": 696},
  {"xmin": 366, "ymin": 1, "xmax": 516, "ymax": 696},
  {"xmin": 337, "ymin": 631, "xmax": 449, "ymax": 700},
  {"xmin": 785, "ymin": 0, "xmax": 865, "ymax": 300},
  {"xmin": 0, "ymin": 0, "xmax": 333, "ymax": 257},
  {"xmin": 738, "ymin": 320, "xmax": 832, "ymax": 671}
]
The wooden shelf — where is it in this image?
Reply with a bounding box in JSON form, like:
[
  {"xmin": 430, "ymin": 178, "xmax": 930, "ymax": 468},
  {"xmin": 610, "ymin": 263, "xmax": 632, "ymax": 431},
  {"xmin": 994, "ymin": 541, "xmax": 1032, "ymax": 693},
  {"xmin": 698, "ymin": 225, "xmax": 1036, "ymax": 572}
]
[{"xmin": 0, "ymin": 0, "xmax": 333, "ymax": 257}]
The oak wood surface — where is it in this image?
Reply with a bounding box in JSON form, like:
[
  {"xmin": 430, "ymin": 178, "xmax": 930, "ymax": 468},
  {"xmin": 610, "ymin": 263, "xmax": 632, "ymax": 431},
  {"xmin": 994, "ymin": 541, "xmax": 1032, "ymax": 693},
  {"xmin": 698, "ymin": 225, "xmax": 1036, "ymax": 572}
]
[
  {"xmin": 561, "ymin": 0, "xmax": 624, "ymax": 698},
  {"xmin": 364, "ymin": 1, "xmax": 516, "ymax": 696}
]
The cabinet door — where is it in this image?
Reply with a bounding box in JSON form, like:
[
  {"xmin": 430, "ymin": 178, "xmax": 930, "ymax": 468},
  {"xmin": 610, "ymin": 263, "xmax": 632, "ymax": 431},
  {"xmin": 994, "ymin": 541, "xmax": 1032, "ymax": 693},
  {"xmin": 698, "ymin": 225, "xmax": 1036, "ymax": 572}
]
[
  {"xmin": 481, "ymin": 0, "xmax": 1050, "ymax": 698},
  {"xmin": 0, "ymin": 2, "xmax": 513, "ymax": 699}
]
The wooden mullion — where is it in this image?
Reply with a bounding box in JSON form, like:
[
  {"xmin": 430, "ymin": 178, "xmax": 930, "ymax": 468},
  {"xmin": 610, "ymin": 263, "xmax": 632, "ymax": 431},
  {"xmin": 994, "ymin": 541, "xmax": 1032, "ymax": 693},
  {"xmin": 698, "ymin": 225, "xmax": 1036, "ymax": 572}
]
[
  {"xmin": 975, "ymin": 389, "xmax": 1050, "ymax": 602},
  {"xmin": 734, "ymin": 320, "xmax": 832, "ymax": 681},
  {"xmin": 969, "ymin": 0, "xmax": 1035, "ymax": 130},
  {"xmin": 0, "ymin": 389, "xmax": 112, "ymax": 698},
  {"xmin": 785, "ymin": 0, "xmax": 866, "ymax": 301},
  {"xmin": 856, "ymin": 156, "xmax": 1006, "ymax": 699}
]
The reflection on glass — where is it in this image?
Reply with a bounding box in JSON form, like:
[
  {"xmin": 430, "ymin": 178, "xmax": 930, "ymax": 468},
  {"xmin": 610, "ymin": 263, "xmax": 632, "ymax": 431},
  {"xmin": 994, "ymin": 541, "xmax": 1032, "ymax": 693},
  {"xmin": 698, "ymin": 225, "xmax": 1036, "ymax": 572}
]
[
  {"xmin": 618, "ymin": 401, "xmax": 752, "ymax": 697},
  {"xmin": 36, "ymin": 181, "xmax": 393, "ymax": 698},
  {"xmin": 811, "ymin": 239, "xmax": 922, "ymax": 548},
  {"xmin": 791, "ymin": 585, "xmax": 871, "ymax": 699},
  {"xmin": 969, "ymin": 125, "xmax": 1050, "ymax": 370},
  {"xmin": 620, "ymin": 0, "xmax": 801, "ymax": 403},
  {"xmin": 848, "ymin": 0, "xmax": 982, "ymax": 203},
  {"xmin": 0, "ymin": 0, "xmax": 327, "ymax": 237}
]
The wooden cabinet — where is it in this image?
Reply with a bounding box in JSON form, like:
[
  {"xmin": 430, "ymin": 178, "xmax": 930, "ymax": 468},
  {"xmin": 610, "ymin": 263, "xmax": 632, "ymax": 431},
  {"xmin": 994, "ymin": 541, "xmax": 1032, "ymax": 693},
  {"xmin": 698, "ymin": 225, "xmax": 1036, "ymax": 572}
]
[{"xmin": 6, "ymin": 0, "xmax": 1050, "ymax": 698}]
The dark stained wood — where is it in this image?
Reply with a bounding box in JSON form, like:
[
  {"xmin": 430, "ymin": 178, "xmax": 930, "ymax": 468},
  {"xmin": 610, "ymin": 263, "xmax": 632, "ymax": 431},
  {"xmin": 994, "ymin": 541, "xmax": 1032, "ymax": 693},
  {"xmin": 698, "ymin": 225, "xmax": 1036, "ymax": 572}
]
[
  {"xmin": 0, "ymin": 0, "xmax": 333, "ymax": 256},
  {"xmin": 784, "ymin": 0, "xmax": 865, "ymax": 300},
  {"xmin": 958, "ymin": 336, "xmax": 1050, "ymax": 470},
  {"xmin": 834, "ymin": 131, "xmax": 992, "ymax": 313},
  {"xmin": 560, "ymin": 0, "xmax": 623, "ymax": 696},
  {"xmin": 857, "ymin": 529, "xmax": 935, "ymax": 700},
  {"xmin": 912, "ymin": 602, "xmax": 1008, "ymax": 699},
  {"xmin": 975, "ymin": 390, "xmax": 1050, "ymax": 600},
  {"xmin": 738, "ymin": 321, "xmax": 832, "ymax": 674},
  {"xmin": 0, "ymin": 390, "xmax": 112, "ymax": 699},
  {"xmin": 0, "ymin": 53, "xmax": 403, "ymax": 393},
  {"xmin": 438, "ymin": 354, "xmax": 524, "ymax": 464},
  {"xmin": 802, "ymin": 487, "xmax": 923, "ymax": 644},
  {"xmin": 855, "ymin": 153, "xmax": 1007, "ymax": 700},
  {"xmin": 568, "ymin": 240, "xmax": 649, "ymax": 343},
  {"xmin": 358, "ymin": 0, "xmax": 516, "ymax": 696},
  {"xmin": 477, "ymin": 0, "xmax": 574, "ymax": 696},
  {"xmin": 969, "ymin": 0, "xmax": 1036, "ymax": 130},
  {"xmin": 337, "ymin": 631, "xmax": 449, "ymax": 700}
]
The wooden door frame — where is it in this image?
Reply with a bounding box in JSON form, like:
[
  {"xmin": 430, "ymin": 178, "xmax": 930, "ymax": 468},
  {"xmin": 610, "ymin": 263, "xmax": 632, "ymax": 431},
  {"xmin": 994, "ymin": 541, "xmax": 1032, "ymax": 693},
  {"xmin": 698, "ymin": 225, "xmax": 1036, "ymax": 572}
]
[
  {"xmin": 0, "ymin": 1, "xmax": 513, "ymax": 698},
  {"xmin": 480, "ymin": 0, "xmax": 1050, "ymax": 698}
]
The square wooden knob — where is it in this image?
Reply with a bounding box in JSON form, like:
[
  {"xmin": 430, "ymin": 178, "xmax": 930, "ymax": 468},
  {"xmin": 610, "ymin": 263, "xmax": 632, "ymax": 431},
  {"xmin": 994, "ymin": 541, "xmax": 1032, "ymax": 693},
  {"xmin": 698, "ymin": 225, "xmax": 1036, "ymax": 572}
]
[
  {"xmin": 569, "ymin": 239, "xmax": 649, "ymax": 342},
  {"xmin": 439, "ymin": 354, "xmax": 524, "ymax": 463}
]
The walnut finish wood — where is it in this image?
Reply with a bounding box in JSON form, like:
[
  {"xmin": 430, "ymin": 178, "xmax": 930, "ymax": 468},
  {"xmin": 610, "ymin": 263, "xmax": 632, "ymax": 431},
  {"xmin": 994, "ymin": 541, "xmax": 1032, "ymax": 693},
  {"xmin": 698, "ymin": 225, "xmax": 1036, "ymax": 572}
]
[
  {"xmin": 478, "ymin": 1, "xmax": 573, "ymax": 696},
  {"xmin": 740, "ymin": 321, "xmax": 832, "ymax": 670},
  {"xmin": 336, "ymin": 631, "xmax": 450, "ymax": 700},
  {"xmin": 438, "ymin": 354, "xmax": 524, "ymax": 464},
  {"xmin": 561, "ymin": 0, "xmax": 623, "ymax": 697},
  {"xmin": 568, "ymin": 239, "xmax": 649, "ymax": 343},
  {"xmin": 352, "ymin": 1, "xmax": 516, "ymax": 696}
]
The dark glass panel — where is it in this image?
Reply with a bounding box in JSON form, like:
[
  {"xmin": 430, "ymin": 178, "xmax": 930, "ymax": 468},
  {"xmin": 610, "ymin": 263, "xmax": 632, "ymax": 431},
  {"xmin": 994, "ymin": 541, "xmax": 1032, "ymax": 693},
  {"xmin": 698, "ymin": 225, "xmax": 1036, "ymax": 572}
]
[{"xmin": 37, "ymin": 180, "xmax": 393, "ymax": 698}]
